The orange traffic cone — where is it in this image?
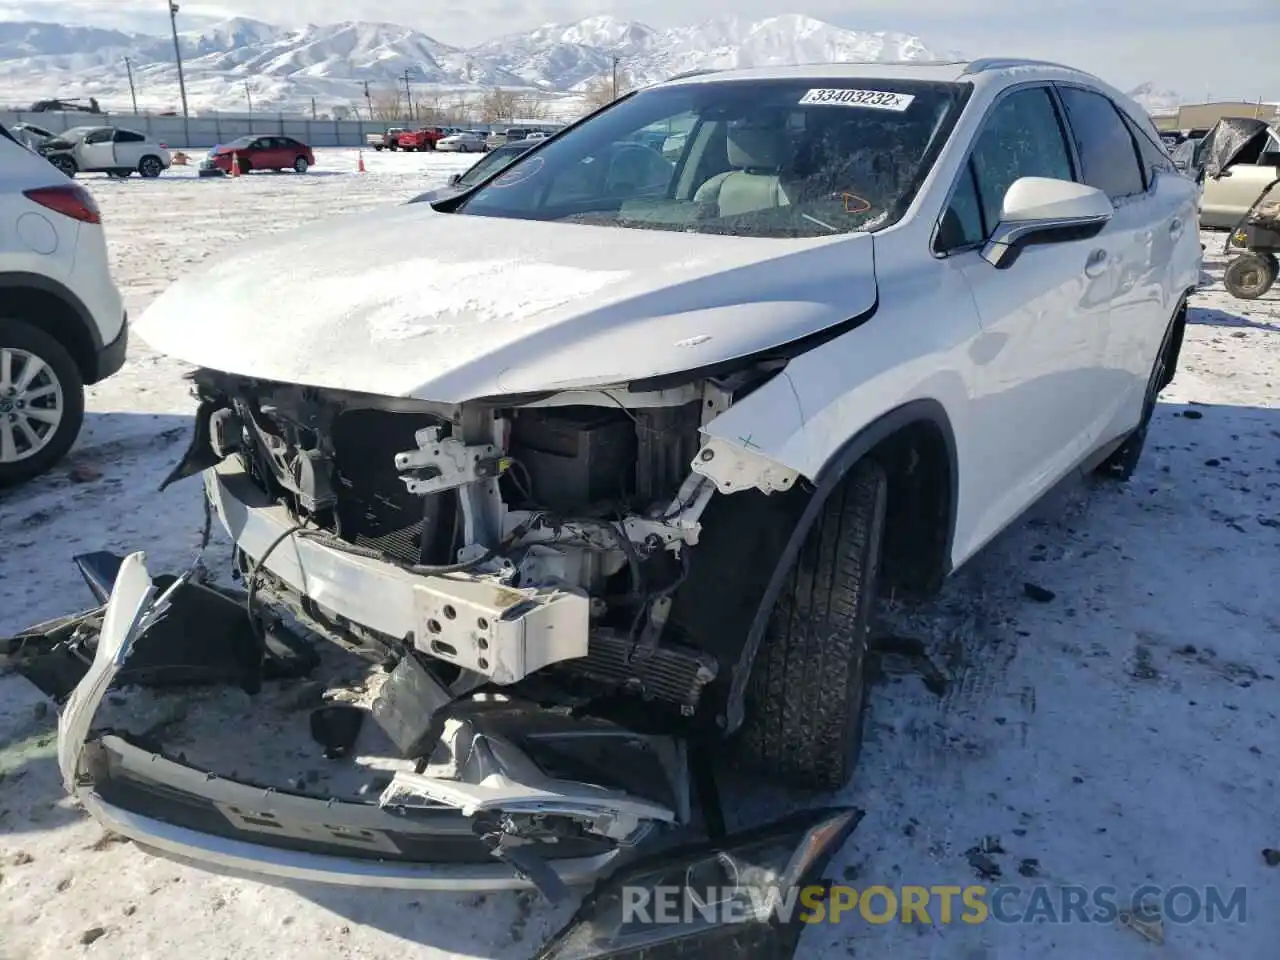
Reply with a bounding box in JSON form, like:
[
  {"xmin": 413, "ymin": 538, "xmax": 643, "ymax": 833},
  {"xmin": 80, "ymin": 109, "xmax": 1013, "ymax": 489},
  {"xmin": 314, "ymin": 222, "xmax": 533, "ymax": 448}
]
[
  {"xmin": 358, "ymin": 149, "xmax": 367, "ymax": 173},
  {"xmin": 229, "ymin": 152, "xmax": 241, "ymax": 178}
]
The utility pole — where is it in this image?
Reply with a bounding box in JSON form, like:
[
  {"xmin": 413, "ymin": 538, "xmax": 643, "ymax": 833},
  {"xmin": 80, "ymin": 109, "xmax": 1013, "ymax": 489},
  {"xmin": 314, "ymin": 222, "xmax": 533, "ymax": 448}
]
[
  {"xmin": 402, "ymin": 69, "xmax": 413, "ymax": 122},
  {"xmin": 167, "ymin": 2, "xmax": 189, "ymax": 119},
  {"xmin": 363, "ymin": 80, "xmax": 372, "ymax": 120},
  {"xmin": 311, "ymin": 96, "xmax": 317, "ymax": 120},
  {"xmin": 244, "ymin": 81, "xmax": 252, "ymax": 118},
  {"xmin": 124, "ymin": 56, "xmax": 139, "ymax": 114},
  {"xmin": 611, "ymin": 55, "xmax": 620, "ymax": 101}
]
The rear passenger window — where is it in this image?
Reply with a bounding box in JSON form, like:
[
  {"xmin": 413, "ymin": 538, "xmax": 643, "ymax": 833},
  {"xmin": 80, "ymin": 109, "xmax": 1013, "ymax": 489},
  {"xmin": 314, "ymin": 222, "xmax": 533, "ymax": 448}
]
[
  {"xmin": 114, "ymin": 129, "xmax": 144, "ymax": 142},
  {"xmin": 1056, "ymin": 87, "xmax": 1145, "ymax": 200}
]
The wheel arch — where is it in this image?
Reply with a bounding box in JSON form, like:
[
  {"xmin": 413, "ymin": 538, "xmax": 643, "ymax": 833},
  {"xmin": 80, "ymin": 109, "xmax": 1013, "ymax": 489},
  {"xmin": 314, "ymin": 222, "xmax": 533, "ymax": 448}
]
[
  {"xmin": 0, "ymin": 273, "xmax": 101, "ymax": 383},
  {"xmin": 721, "ymin": 398, "xmax": 959, "ymax": 733}
]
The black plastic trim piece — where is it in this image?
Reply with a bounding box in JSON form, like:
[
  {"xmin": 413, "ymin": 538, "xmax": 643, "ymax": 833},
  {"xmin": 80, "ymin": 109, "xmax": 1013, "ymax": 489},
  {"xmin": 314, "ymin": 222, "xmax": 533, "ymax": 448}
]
[
  {"xmin": 0, "ymin": 271, "xmax": 103, "ymax": 349},
  {"xmin": 89, "ymin": 311, "xmax": 128, "ymax": 383}
]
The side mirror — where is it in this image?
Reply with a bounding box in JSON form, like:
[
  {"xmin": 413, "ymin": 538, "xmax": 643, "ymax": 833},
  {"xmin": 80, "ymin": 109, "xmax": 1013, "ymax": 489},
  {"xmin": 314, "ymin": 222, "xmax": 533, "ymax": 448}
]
[
  {"xmin": 447, "ymin": 173, "xmax": 461, "ymax": 185},
  {"xmin": 982, "ymin": 177, "xmax": 1113, "ymax": 269}
]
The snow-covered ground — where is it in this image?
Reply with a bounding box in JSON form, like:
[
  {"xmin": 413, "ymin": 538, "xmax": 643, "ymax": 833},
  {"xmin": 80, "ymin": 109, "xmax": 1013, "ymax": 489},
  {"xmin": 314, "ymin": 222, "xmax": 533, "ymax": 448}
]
[{"xmin": 1, "ymin": 150, "xmax": 1277, "ymax": 959}]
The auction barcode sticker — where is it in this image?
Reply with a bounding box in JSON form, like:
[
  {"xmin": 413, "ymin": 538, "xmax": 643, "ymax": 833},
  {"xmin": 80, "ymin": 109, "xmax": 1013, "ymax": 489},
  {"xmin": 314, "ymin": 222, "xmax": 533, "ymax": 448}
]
[{"xmin": 798, "ymin": 88, "xmax": 915, "ymax": 111}]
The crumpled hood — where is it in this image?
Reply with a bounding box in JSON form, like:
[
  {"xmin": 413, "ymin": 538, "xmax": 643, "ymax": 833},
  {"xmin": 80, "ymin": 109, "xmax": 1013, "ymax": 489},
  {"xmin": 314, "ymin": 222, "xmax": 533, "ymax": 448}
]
[{"xmin": 136, "ymin": 202, "xmax": 878, "ymax": 401}]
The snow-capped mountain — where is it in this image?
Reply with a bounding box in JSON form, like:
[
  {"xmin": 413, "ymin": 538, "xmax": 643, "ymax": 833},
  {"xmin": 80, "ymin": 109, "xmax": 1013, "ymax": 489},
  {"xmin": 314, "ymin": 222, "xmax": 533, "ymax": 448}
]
[
  {"xmin": 1126, "ymin": 82, "xmax": 1183, "ymax": 116},
  {"xmin": 0, "ymin": 13, "xmax": 946, "ymax": 115}
]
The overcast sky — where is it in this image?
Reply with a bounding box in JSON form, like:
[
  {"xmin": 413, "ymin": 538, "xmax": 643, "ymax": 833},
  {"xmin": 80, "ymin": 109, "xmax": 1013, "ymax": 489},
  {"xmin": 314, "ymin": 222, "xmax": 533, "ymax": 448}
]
[{"xmin": 3, "ymin": 0, "xmax": 1277, "ymax": 99}]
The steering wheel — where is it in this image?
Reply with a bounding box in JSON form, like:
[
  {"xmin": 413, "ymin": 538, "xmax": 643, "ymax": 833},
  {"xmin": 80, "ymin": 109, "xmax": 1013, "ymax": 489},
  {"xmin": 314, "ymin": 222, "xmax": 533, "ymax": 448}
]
[{"xmin": 604, "ymin": 141, "xmax": 674, "ymax": 195}]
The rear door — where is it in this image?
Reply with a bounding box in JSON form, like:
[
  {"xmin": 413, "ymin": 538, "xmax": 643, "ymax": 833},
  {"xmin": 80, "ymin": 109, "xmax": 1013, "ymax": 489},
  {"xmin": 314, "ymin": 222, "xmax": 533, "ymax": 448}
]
[
  {"xmin": 78, "ymin": 128, "xmax": 116, "ymax": 170},
  {"xmin": 1054, "ymin": 85, "xmax": 1176, "ymax": 437},
  {"xmin": 112, "ymin": 128, "xmax": 147, "ymax": 168},
  {"xmin": 935, "ymin": 84, "xmax": 1110, "ymax": 534}
]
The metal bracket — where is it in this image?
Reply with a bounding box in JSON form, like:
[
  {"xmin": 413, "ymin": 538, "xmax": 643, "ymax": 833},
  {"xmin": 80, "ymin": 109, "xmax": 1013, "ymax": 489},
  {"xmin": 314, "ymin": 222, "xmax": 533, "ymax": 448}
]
[
  {"xmin": 691, "ymin": 436, "xmax": 799, "ymax": 495},
  {"xmin": 394, "ymin": 426, "xmax": 506, "ymax": 496}
]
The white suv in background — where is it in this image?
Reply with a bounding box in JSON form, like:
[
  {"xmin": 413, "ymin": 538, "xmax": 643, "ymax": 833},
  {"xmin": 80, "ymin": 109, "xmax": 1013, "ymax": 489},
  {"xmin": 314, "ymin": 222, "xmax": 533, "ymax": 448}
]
[
  {"xmin": 39, "ymin": 125, "xmax": 172, "ymax": 179},
  {"xmin": 0, "ymin": 122, "xmax": 128, "ymax": 484}
]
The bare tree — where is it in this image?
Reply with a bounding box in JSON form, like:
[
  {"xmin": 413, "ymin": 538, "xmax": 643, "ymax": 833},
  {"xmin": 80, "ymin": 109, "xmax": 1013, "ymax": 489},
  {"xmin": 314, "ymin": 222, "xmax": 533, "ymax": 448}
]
[
  {"xmin": 369, "ymin": 87, "xmax": 403, "ymax": 121},
  {"xmin": 445, "ymin": 95, "xmax": 476, "ymax": 125},
  {"xmin": 480, "ymin": 87, "xmax": 519, "ymax": 123},
  {"xmin": 581, "ymin": 67, "xmax": 633, "ymax": 111},
  {"xmin": 513, "ymin": 95, "xmax": 549, "ymax": 120}
]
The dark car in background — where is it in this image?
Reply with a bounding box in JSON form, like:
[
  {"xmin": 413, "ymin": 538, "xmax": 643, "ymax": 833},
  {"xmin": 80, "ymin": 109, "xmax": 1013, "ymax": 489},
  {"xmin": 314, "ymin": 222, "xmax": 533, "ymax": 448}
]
[
  {"xmin": 199, "ymin": 135, "xmax": 315, "ymax": 176},
  {"xmin": 405, "ymin": 139, "xmax": 537, "ymax": 205}
]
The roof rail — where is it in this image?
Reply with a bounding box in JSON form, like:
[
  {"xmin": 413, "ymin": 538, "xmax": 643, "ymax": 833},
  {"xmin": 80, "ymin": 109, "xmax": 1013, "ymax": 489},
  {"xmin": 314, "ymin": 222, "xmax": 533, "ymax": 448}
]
[
  {"xmin": 961, "ymin": 57, "xmax": 1086, "ymax": 76},
  {"xmin": 665, "ymin": 68, "xmax": 724, "ymax": 82}
]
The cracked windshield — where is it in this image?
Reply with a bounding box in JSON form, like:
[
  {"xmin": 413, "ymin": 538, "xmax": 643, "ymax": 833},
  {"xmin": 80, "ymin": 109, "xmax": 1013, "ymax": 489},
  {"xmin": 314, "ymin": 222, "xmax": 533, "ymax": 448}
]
[{"xmin": 457, "ymin": 79, "xmax": 968, "ymax": 237}]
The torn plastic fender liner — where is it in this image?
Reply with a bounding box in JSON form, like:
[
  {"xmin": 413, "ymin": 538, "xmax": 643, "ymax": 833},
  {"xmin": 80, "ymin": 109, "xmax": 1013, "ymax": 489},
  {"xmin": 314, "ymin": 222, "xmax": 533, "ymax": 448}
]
[{"xmin": 536, "ymin": 806, "xmax": 864, "ymax": 960}]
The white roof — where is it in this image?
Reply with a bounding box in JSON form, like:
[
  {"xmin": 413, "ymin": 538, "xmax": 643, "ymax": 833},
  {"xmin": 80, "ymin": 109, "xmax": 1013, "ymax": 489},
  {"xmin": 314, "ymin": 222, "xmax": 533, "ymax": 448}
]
[{"xmin": 658, "ymin": 57, "xmax": 1150, "ymax": 137}]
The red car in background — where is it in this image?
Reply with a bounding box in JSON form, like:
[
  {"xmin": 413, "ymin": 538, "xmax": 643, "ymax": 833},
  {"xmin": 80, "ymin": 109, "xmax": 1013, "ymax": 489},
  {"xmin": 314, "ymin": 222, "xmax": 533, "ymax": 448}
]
[
  {"xmin": 201, "ymin": 135, "xmax": 315, "ymax": 175},
  {"xmin": 397, "ymin": 127, "xmax": 448, "ymax": 152}
]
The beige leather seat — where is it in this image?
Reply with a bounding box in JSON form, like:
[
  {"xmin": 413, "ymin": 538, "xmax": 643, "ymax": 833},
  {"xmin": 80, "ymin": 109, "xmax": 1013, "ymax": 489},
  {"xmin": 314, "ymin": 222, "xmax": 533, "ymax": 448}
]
[{"xmin": 694, "ymin": 124, "xmax": 792, "ymax": 218}]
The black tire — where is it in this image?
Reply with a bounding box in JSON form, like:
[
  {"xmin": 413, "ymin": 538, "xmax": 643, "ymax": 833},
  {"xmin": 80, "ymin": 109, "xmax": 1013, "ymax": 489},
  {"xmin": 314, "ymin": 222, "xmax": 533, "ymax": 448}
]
[
  {"xmin": 50, "ymin": 155, "xmax": 77, "ymax": 177},
  {"xmin": 373, "ymin": 145, "xmax": 384, "ymax": 152},
  {"xmin": 733, "ymin": 459, "xmax": 888, "ymax": 791},
  {"xmin": 1096, "ymin": 305, "xmax": 1182, "ymax": 482},
  {"xmin": 1223, "ymin": 253, "xmax": 1276, "ymax": 300},
  {"xmin": 293, "ymin": 156, "xmax": 309, "ymax": 173},
  {"xmin": 0, "ymin": 317, "xmax": 86, "ymax": 486},
  {"xmin": 138, "ymin": 156, "xmax": 163, "ymax": 179},
  {"xmin": 236, "ymin": 155, "xmax": 252, "ymax": 175}
]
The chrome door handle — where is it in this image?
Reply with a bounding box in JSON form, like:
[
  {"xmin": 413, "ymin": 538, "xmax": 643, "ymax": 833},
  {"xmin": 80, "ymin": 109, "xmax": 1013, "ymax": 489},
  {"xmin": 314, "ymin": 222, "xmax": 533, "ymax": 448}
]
[{"xmin": 1084, "ymin": 249, "xmax": 1109, "ymax": 278}]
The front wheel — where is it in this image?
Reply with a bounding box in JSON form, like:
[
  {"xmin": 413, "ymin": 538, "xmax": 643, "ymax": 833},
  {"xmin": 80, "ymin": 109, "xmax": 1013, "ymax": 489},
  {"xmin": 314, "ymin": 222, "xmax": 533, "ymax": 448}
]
[
  {"xmin": 373, "ymin": 145, "xmax": 384, "ymax": 152},
  {"xmin": 138, "ymin": 156, "xmax": 163, "ymax": 178},
  {"xmin": 293, "ymin": 156, "xmax": 309, "ymax": 174},
  {"xmin": 50, "ymin": 155, "xmax": 77, "ymax": 177},
  {"xmin": 733, "ymin": 459, "xmax": 888, "ymax": 791},
  {"xmin": 1223, "ymin": 253, "xmax": 1277, "ymax": 300},
  {"xmin": 0, "ymin": 318, "xmax": 86, "ymax": 486}
]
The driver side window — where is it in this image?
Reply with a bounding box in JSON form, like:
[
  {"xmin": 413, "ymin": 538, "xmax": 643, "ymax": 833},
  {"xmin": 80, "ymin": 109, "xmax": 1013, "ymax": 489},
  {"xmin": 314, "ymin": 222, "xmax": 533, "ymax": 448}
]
[{"xmin": 937, "ymin": 87, "xmax": 1074, "ymax": 252}]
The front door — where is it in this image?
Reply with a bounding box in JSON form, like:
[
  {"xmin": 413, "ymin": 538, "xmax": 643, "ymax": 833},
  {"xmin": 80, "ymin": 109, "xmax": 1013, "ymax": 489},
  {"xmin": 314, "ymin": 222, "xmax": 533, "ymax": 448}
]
[
  {"xmin": 935, "ymin": 84, "xmax": 1110, "ymax": 549},
  {"xmin": 78, "ymin": 128, "xmax": 116, "ymax": 170}
]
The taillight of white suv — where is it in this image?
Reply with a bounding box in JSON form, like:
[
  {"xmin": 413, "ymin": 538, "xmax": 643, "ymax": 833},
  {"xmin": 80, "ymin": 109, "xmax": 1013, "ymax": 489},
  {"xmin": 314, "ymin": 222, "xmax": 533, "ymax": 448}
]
[{"xmin": 23, "ymin": 184, "xmax": 101, "ymax": 224}]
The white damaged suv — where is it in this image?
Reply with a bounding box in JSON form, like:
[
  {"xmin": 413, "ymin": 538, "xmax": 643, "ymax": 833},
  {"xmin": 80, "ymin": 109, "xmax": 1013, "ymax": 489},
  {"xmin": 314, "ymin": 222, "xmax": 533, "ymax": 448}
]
[{"xmin": 61, "ymin": 59, "xmax": 1198, "ymax": 919}]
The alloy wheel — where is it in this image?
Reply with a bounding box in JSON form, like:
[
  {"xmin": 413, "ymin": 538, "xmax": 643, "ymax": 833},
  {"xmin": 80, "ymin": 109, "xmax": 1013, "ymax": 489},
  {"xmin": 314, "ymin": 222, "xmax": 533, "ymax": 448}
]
[{"xmin": 0, "ymin": 347, "xmax": 64, "ymax": 464}]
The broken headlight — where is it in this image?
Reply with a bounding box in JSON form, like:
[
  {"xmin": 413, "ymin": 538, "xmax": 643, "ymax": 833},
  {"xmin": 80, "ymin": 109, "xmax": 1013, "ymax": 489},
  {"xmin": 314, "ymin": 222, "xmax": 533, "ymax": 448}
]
[{"xmin": 536, "ymin": 807, "xmax": 862, "ymax": 960}]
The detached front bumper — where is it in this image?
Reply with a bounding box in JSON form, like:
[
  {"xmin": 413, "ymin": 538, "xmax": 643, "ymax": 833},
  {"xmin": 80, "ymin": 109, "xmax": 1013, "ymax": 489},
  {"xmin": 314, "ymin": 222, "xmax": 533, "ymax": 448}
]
[
  {"xmin": 36, "ymin": 546, "xmax": 861, "ymax": 957},
  {"xmin": 54, "ymin": 553, "xmax": 623, "ymax": 891}
]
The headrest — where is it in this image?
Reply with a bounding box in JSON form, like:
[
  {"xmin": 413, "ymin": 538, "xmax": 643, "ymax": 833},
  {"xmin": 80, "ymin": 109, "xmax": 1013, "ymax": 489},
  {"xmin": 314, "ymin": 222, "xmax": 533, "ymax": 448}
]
[{"xmin": 726, "ymin": 124, "xmax": 785, "ymax": 172}]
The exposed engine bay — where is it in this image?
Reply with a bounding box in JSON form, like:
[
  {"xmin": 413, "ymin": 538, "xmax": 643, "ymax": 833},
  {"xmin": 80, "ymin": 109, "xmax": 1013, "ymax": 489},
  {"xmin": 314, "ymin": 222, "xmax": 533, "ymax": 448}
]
[{"xmin": 176, "ymin": 364, "xmax": 808, "ymax": 733}]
